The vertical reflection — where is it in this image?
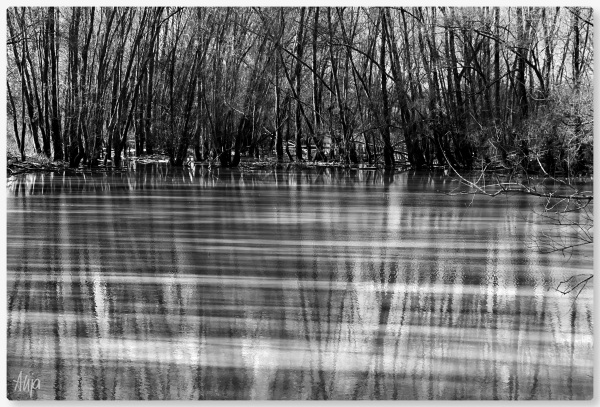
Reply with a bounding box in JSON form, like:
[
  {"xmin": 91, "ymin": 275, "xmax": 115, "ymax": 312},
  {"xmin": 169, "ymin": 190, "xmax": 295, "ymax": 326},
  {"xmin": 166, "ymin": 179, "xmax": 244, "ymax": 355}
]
[{"xmin": 6, "ymin": 167, "xmax": 593, "ymax": 400}]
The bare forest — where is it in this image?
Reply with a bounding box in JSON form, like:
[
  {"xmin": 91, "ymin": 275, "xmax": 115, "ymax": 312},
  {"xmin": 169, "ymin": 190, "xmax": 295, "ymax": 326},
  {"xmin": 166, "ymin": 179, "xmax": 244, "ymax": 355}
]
[{"xmin": 6, "ymin": 7, "xmax": 593, "ymax": 173}]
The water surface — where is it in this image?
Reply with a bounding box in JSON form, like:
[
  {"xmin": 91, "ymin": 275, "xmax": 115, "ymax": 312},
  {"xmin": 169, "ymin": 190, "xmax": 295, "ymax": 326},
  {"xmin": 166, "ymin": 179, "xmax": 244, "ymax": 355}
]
[{"xmin": 6, "ymin": 165, "xmax": 593, "ymax": 400}]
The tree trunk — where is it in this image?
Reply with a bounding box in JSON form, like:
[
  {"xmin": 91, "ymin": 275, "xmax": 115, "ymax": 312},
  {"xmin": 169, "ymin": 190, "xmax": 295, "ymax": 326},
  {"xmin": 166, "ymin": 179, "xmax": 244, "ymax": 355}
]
[
  {"xmin": 7, "ymin": 80, "xmax": 25, "ymax": 161},
  {"xmin": 49, "ymin": 7, "xmax": 63, "ymax": 161},
  {"xmin": 7, "ymin": 11, "xmax": 42, "ymax": 155},
  {"xmin": 379, "ymin": 9, "xmax": 394, "ymax": 168},
  {"xmin": 327, "ymin": 8, "xmax": 350, "ymax": 163},
  {"xmin": 68, "ymin": 8, "xmax": 82, "ymax": 168},
  {"xmin": 311, "ymin": 7, "xmax": 322, "ymax": 161},
  {"xmin": 515, "ymin": 8, "xmax": 529, "ymax": 122},
  {"xmin": 275, "ymin": 34, "xmax": 284, "ymax": 162},
  {"xmin": 294, "ymin": 7, "xmax": 306, "ymax": 161}
]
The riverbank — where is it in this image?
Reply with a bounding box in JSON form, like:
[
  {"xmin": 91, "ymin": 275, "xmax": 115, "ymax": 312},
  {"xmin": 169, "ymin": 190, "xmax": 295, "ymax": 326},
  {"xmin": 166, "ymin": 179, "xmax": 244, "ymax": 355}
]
[
  {"xmin": 6, "ymin": 152, "xmax": 170, "ymax": 178},
  {"xmin": 7, "ymin": 156, "xmax": 68, "ymax": 177},
  {"xmin": 7, "ymin": 152, "xmax": 411, "ymax": 179}
]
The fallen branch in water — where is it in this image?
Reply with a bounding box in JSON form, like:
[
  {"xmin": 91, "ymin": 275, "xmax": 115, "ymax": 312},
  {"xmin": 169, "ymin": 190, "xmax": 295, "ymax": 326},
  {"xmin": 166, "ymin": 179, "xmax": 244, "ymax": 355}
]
[{"xmin": 555, "ymin": 274, "xmax": 593, "ymax": 305}]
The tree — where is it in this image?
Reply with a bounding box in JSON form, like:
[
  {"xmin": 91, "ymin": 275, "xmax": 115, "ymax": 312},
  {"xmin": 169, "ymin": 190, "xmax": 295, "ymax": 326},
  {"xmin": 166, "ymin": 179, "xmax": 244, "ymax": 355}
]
[{"xmin": 6, "ymin": 7, "xmax": 592, "ymax": 174}]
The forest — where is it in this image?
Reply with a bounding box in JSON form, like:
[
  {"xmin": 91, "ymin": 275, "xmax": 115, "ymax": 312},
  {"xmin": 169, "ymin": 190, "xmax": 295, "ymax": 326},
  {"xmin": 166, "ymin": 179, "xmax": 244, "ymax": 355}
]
[
  {"xmin": 5, "ymin": 7, "xmax": 595, "ymax": 401},
  {"xmin": 6, "ymin": 7, "xmax": 594, "ymax": 174}
]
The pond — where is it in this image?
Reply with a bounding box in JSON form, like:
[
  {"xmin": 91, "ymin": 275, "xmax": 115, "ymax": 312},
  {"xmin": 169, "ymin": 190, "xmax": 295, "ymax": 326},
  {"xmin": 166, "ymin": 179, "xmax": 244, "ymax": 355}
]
[{"xmin": 6, "ymin": 164, "xmax": 593, "ymax": 400}]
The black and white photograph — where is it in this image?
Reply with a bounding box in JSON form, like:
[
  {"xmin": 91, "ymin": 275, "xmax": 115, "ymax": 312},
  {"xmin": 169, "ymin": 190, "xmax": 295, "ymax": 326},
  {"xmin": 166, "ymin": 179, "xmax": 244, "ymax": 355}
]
[{"xmin": 4, "ymin": 4, "xmax": 594, "ymax": 400}]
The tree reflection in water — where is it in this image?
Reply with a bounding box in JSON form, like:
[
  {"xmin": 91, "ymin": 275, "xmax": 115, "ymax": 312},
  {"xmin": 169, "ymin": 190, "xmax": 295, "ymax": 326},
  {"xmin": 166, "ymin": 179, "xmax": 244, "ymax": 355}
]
[{"xmin": 6, "ymin": 166, "xmax": 593, "ymax": 400}]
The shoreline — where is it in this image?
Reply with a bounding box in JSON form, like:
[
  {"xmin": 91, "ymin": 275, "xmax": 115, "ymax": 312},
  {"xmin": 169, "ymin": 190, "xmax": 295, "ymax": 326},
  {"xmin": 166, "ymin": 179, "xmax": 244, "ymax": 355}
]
[
  {"xmin": 7, "ymin": 155, "xmax": 413, "ymax": 179},
  {"xmin": 7, "ymin": 155, "xmax": 593, "ymax": 185}
]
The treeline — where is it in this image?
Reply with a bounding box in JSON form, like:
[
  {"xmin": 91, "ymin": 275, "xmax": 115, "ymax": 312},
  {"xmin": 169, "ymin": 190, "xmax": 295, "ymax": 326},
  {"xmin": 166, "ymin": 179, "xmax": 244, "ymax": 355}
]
[{"xmin": 6, "ymin": 7, "xmax": 593, "ymax": 174}]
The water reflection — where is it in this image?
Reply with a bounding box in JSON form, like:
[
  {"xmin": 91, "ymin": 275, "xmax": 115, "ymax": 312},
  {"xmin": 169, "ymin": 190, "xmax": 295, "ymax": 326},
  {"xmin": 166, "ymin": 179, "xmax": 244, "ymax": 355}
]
[{"xmin": 6, "ymin": 167, "xmax": 593, "ymax": 400}]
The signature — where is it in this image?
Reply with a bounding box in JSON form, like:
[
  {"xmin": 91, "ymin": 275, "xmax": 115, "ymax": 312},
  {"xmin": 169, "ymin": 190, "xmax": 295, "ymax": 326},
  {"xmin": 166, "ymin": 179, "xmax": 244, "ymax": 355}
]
[{"xmin": 13, "ymin": 371, "xmax": 41, "ymax": 398}]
